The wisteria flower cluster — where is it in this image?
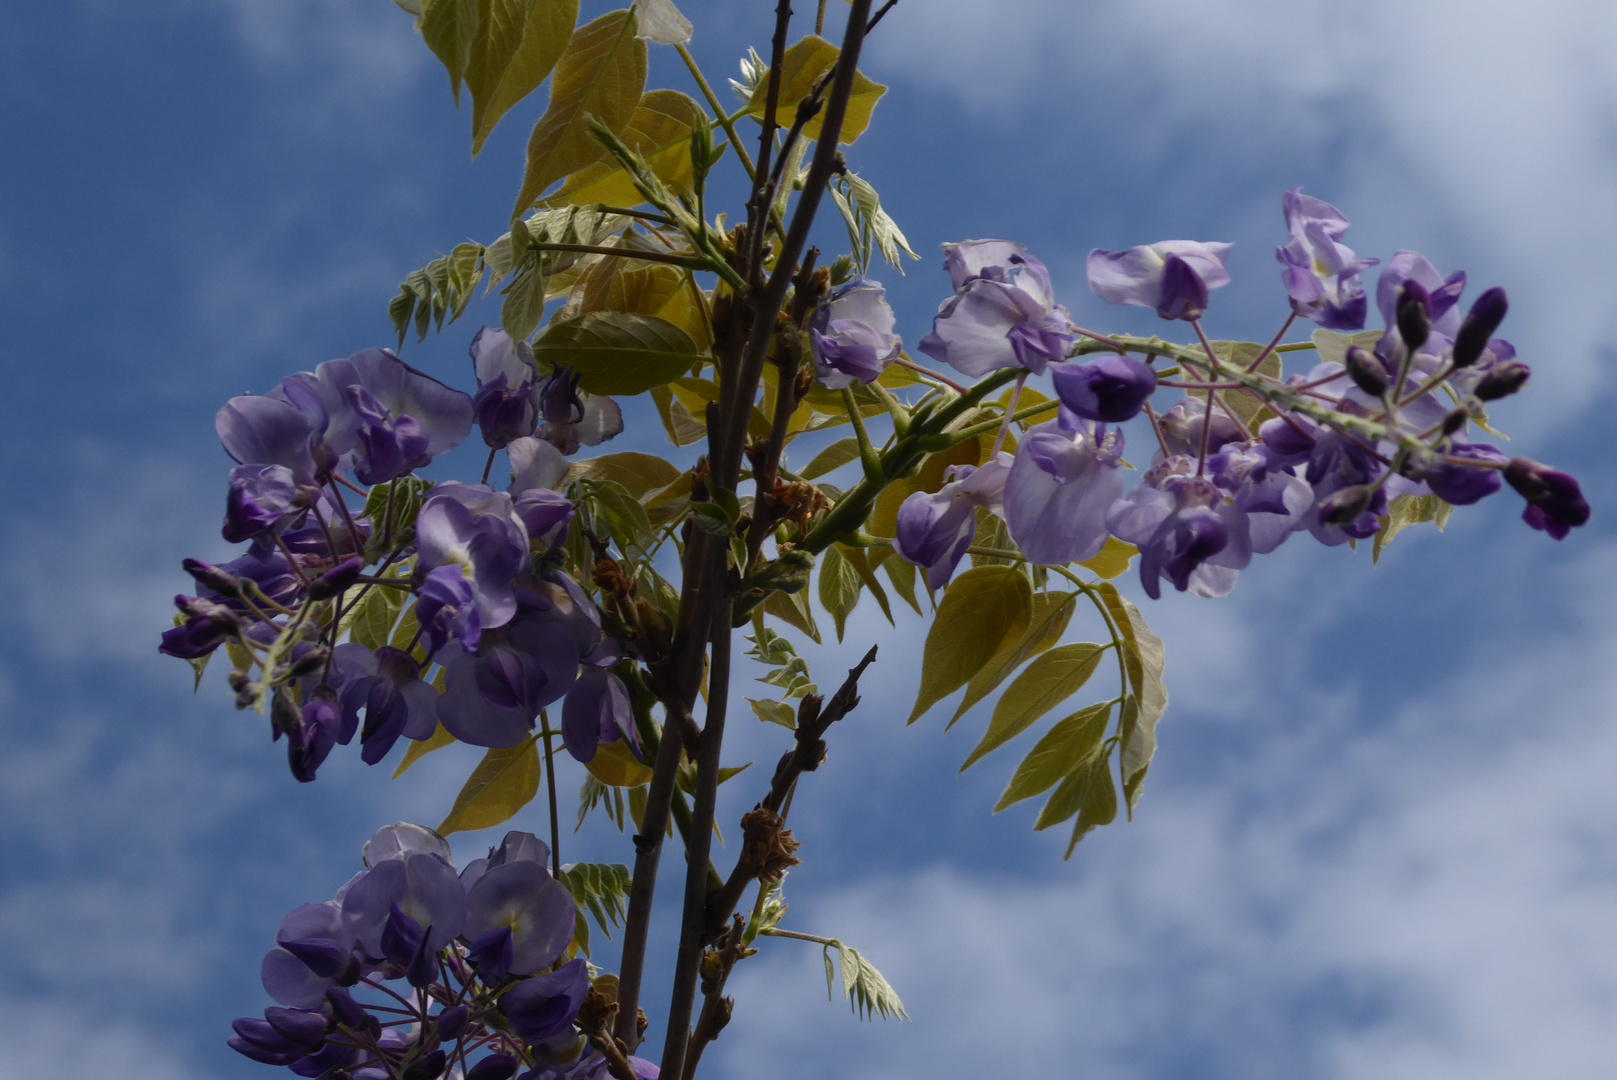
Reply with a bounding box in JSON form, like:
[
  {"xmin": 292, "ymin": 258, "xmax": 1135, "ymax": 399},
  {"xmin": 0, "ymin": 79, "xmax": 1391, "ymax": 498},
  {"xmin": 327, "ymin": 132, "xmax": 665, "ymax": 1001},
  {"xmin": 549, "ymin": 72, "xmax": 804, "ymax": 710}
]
[
  {"xmin": 158, "ymin": 5, "xmax": 1594, "ymax": 1079},
  {"xmin": 234, "ymin": 824, "xmax": 654, "ymax": 1080}
]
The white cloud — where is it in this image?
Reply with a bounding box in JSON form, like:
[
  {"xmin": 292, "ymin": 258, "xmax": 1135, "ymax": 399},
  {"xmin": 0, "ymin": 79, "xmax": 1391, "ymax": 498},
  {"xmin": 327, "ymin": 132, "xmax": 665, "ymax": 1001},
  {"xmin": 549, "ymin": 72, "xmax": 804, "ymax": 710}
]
[
  {"xmin": 0, "ymin": 999, "xmax": 199, "ymax": 1080},
  {"xmin": 711, "ymin": 543, "xmax": 1617, "ymax": 1079}
]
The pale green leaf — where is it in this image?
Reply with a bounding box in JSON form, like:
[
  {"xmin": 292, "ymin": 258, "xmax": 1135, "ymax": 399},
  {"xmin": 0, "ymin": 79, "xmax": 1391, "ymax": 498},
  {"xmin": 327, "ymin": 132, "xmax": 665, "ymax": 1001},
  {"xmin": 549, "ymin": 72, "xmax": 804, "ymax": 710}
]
[
  {"xmin": 393, "ymin": 724, "xmax": 458, "ymax": 778},
  {"xmin": 800, "ymin": 437, "xmax": 860, "ymax": 480},
  {"xmin": 1097, "ymin": 584, "xmax": 1167, "ymax": 814},
  {"xmin": 1067, "ymin": 749, "xmax": 1119, "ymax": 856},
  {"xmin": 348, "ymin": 585, "xmax": 406, "ymax": 653},
  {"xmin": 818, "ymin": 545, "xmax": 863, "ymax": 642},
  {"xmin": 437, "ymin": 736, "xmax": 541, "ymax": 835},
  {"xmin": 587, "ymin": 478, "xmax": 654, "ymax": 551},
  {"xmin": 513, "ymin": 9, "xmax": 647, "ymax": 215},
  {"xmin": 1373, "ymin": 493, "xmax": 1445, "ymax": 564},
  {"xmin": 839, "ymin": 546, "xmax": 893, "ymax": 626},
  {"xmin": 748, "ymin": 698, "xmax": 797, "ymax": 729},
  {"xmin": 908, "ymin": 566, "xmax": 1032, "ymax": 724},
  {"xmin": 742, "ymin": 36, "xmax": 885, "ymax": 145},
  {"xmin": 950, "ymin": 592, "xmax": 1076, "ymax": 727},
  {"xmin": 1311, "ymin": 327, "xmax": 1385, "ymax": 368},
  {"xmin": 1076, "ymin": 537, "xmax": 1137, "ymax": 581},
  {"xmin": 994, "ymin": 702, "xmax": 1111, "ymax": 812},
  {"xmin": 1034, "ymin": 742, "xmax": 1113, "ymax": 832},
  {"xmin": 961, "ymin": 642, "xmax": 1106, "ymax": 771},
  {"xmin": 469, "ymin": 0, "xmax": 580, "ymax": 155},
  {"xmin": 545, "ymin": 89, "xmax": 706, "ymax": 207},
  {"xmin": 572, "ymin": 451, "xmax": 683, "ymax": 499},
  {"xmin": 763, "ymin": 587, "xmax": 820, "ymax": 644},
  {"xmin": 420, "ymin": 0, "xmax": 481, "ymax": 105},
  {"xmin": 882, "ymin": 554, "xmax": 922, "ymax": 616},
  {"xmin": 632, "ymin": 0, "xmax": 691, "ymax": 43},
  {"xmin": 1206, "ymin": 340, "xmax": 1283, "ymax": 432},
  {"xmin": 500, "ymin": 253, "xmax": 547, "ymax": 340},
  {"xmin": 532, "ymin": 311, "xmax": 698, "ymax": 395}
]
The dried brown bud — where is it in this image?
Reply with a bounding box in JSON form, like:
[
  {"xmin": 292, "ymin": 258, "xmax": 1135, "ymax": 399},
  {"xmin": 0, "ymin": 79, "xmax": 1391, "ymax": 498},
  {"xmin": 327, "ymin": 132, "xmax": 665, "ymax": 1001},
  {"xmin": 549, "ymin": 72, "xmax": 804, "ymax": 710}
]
[{"xmin": 740, "ymin": 806, "xmax": 802, "ymax": 885}]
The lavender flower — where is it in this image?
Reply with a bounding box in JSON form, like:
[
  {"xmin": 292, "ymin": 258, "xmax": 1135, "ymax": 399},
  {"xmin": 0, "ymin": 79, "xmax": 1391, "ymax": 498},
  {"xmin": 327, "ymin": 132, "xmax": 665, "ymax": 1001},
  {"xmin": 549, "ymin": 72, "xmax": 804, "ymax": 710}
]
[
  {"xmin": 537, "ymin": 366, "xmax": 624, "ymax": 455},
  {"xmin": 560, "ymin": 663, "xmax": 637, "ymax": 763},
  {"xmin": 501, "ymin": 959, "xmax": 591, "ymax": 1042},
  {"xmin": 334, "ymin": 644, "xmax": 440, "ymax": 765},
  {"xmin": 1275, "ymin": 189, "xmax": 1379, "ymax": 330},
  {"xmin": 223, "ymin": 464, "xmax": 309, "ymax": 544},
  {"xmin": 918, "ymin": 241, "xmax": 1073, "ymax": 377},
  {"xmin": 1107, "ymin": 463, "xmax": 1253, "ymax": 599},
  {"xmin": 437, "ymin": 603, "xmax": 583, "ymax": 748},
  {"xmin": 1087, "ymin": 240, "xmax": 1232, "ymax": 321},
  {"xmin": 892, "ymin": 453, "xmax": 1013, "ymax": 589},
  {"xmin": 415, "ymin": 484, "xmax": 531, "ymax": 645},
  {"xmin": 809, "ymin": 278, "xmax": 903, "ymax": 388},
  {"xmin": 462, "ymin": 860, "xmax": 575, "ymax": 979},
  {"xmin": 1048, "ymin": 355, "xmax": 1157, "ymax": 423},
  {"xmin": 471, "ymin": 327, "xmax": 541, "ymax": 448},
  {"xmin": 1003, "ymin": 415, "xmax": 1125, "ymax": 565}
]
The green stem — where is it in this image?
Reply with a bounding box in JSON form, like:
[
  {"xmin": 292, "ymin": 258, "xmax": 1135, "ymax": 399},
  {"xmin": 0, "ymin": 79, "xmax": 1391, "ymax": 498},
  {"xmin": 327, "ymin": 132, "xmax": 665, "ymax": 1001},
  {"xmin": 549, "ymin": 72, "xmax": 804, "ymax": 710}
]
[
  {"xmin": 841, "ymin": 387, "xmax": 885, "ymax": 483},
  {"xmin": 676, "ymin": 44, "xmax": 758, "ymax": 181}
]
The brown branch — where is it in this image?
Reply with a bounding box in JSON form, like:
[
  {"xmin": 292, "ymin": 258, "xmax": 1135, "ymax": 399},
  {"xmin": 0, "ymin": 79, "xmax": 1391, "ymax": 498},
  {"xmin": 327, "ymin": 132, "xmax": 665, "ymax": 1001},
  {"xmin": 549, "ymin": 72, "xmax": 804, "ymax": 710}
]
[
  {"xmin": 578, "ymin": 987, "xmax": 641, "ymax": 1080},
  {"xmin": 747, "ymin": 1, "xmax": 796, "ymax": 282},
  {"xmin": 683, "ymin": 915, "xmax": 755, "ymax": 1080},
  {"xmin": 705, "ymin": 645, "xmax": 876, "ymax": 939}
]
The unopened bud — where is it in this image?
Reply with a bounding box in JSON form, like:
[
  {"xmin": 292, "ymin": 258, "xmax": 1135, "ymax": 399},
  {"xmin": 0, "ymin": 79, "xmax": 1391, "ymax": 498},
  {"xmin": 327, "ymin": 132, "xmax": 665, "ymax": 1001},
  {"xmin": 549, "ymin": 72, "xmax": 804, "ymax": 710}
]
[
  {"xmin": 402, "ymin": 1049, "xmax": 447, "ymax": 1080},
  {"xmin": 1451, "ymin": 286, "xmax": 1508, "ymax": 368},
  {"xmin": 183, "ymin": 558, "xmax": 240, "ymax": 598},
  {"xmin": 1441, "ymin": 408, "xmax": 1469, "ymax": 436},
  {"xmin": 1344, "ymin": 346, "xmax": 1389, "ymax": 397},
  {"xmin": 283, "ymin": 649, "xmax": 331, "ymax": 681},
  {"xmin": 271, "ymin": 688, "xmax": 302, "ymax": 740},
  {"xmin": 1396, "ymin": 282, "xmax": 1431, "ymax": 353},
  {"xmin": 228, "ymin": 670, "xmax": 252, "ymax": 693},
  {"xmin": 308, "ymin": 557, "xmax": 364, "ymax": 602},
  {"xmin": 1319, "ymin": 484, "xmax": 1374, "ymax": 525},
  {"xmin": 1474, "ymin": 360, "xmax": 1530, "ymax": 401}
]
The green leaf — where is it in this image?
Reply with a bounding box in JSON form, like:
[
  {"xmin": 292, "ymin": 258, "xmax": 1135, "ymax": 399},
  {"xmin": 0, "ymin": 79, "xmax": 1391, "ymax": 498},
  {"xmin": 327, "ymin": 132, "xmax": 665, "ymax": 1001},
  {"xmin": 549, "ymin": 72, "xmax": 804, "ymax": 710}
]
[
  {"xmin": 828, "ymin": 170, "xmax": 918, "ymax": 274},
  {"xmin": 512, "ymin": 9, "xmax": 647, "ymax": 215},
  {"xmin": 545, "ymin": 89, "xmax": 706, "ymax": 207},
  {"xmin": 572, "ymin": 451, "xmax": 683, "ymax": 499},
  {"xmin": 500, "ymin": 246, "xmax": 547, "ymax": 340},
  {"xmin": 950, "ymin": 591, "xmax": 1076, "ymax": 727},
  {"xmin": 437, "ymin": 736, "xmax": 541, "ymax": 835},
  {"xmin": 908, "ymin": 566, "xmax": 1032, "ymax": 724},
  {"xmin": 420, "ymin": 0, "xmax": 481, "ymax": 105},
  {"xmin": 763, "ymin": 587, "xmax": 820, "ymax": 644},
  {"xmin": 633, "ymin": 0, "xmax": 691, "ymax": 43},
  {"xmin": 650, "ymin": 384, "xmax": 706, "ymax": 445},
  {"xmin": 839, "ymin": 546, "xmax": 893, "ymax": 626},
  {"xmin": 587, "ymin": 478, "xmax": 654, "ymax": 551},
  {"xmin": 881, "ymin": 554, "xmax": 921, "ymax": 616},
  {"xmin": 348, "ymin": 585, "xmax": 406, "ymax": 653},
  {"xmin": 1311, "ymin": 327, "xmax": 1385, "ymax": 368},
  {"xmin": 1373, "ymin": 493, "xmax": 1446, "ymax": 564},
  {"xmin": 468, "ymin": 0, "xmax": 581, "ymax": 155},
  {"xmin": 995, "ymin": 702, "xmax": 1111, "ymax": 812},
  {"xmin": 532, "ymin": 312, "xmax": 698, "ymax": 395},
  {"xmin": 1034, "ymin": 741, "xmax": 1115, "ymax": 833},
  {"xmin": 804, "ymin": 940, "xmax": 907, "ymax": 1021},
  {"xmin": 818, "ymin": 545, "xmax": 863, "ymax": 643},
  {"xmin": 562, "ymin": 862, "xmax": 631, "ymax": 942},
  {"xmin": 800, "ymin": 437, "xmax": 860, "ymax": 480},
  {"xmin": 1097, "ymin": 584, "xmax": 1167, "ymax": 815},
  {"xmin": 742, "ymin": 36, "xmax": 886, "ymax": 145},
  {"xmin": 1065, "ymin": 749, "xmax": 1119, "ymax": 856},
  {"xmin": 394, "ymin": 724, "xmax": 458, "ymax": 778},
  {"xmin": 748, "ymin": 698, "xmax": 797, "ymax": 729},
  {"xmin": 961, "ymin": 642, "xmax": 1106, "ymax": 771},
  {"xmin": 1076, "ymin": 537, "xmax": 1137, "ymax": 581}
]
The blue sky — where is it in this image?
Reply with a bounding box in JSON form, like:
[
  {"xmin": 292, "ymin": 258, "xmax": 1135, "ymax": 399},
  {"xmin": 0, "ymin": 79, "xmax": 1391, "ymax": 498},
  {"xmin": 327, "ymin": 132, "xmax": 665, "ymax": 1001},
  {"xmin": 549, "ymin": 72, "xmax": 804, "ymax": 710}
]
[{"xmin": 2, "ymin": 1, "xmax": 1616, "ymax": 1078}]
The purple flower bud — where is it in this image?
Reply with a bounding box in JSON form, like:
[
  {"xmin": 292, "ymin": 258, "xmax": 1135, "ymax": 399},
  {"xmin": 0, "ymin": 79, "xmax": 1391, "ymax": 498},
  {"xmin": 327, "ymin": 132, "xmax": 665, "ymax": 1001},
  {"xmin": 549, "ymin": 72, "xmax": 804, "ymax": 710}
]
[
  {"xmin": 561, "ymin": 664, "xmax": 637, "ymax": 763},
  {"xmin": 327, "ymin": 987, "xmax": 368, "ymax": 1030},
  {"xmin": 289, "ymin": 1041, "xmax": 361, "ymax": 1078},
  {"xmin": 309, "ymin": 557, "xmax": 365, "ymax": 602},
  {"xmin": 1377, "ymin": 252, "xmax": 1465, "ymax": 339},
  {"xmin": 809, "ymin": 279, "xmax": 903, "ymax": 389},
  {"xmin": 1504, "ymin": 458, "xmax": 1590, "ymax": 540},
  {"xmin": 435, "ymin": 1005, "xmax": 469, "ymax": 1042},
  {"xmin": 1049, "ymin": 356, "xmax": 1157, "ymax": 423},
  {"xmin": 1410, "ymin": 442, "xmax": 1506, "ymax": 506},
  {"xmin": 1318, "ymin": 484, "xmax": 1375, "ymax": 525},
  {"xmin": 1087, "ymin": 241, "xmax": 1232, "ymax": 322},
  {"xmin": 1473, "ymin": 360, "xmax": 1530, "ymax": 401},
  {"xmin": 1344, "ymin": 346, "xmax": 1389, "ymax": 398},
  {"xmin": 467, "ymin": 1054, "xmax": 520, "ymax": 1080},
  {"xmin": 402, "ymin": 1049, "xmax": 448, "ymax": 1080},
  {"xmin": 1452, "ymin": 287, "xmax": 1508, "ymax": 369},
  {"xmin": 159, "ymin": 604, "xmax": 238, "ymax": 660},
  {"xmin": 288, "ymin": 688, "xmax": 343, "ymax": 783},
  {"xmin": 1396, "ymin": 282, "xmax": 1432, "ymax": 353}
]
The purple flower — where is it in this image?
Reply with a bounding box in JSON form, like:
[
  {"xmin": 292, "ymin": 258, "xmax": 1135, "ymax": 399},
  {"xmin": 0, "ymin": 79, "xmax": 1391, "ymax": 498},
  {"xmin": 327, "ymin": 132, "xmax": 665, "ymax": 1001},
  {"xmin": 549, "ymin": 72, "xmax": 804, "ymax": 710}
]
[
  {"xmin": 1375, "ymin": 252, "xmax": 1466, "ymax": 362},
  {"xmin": 364, "ymin": 822, "xmax": 455, "ymax": 868},
  {"xmin": 229, "ymin": 1006, "xmax": 329, "ymax": 1066},
  {"xmin": 506, "ymin": 438, "xmax": 576, "ymax": 548},
  {"xmin": 1299, "ymin": 430, "xmax": 1388, "ymax": 545},
  {"xmin": 335, "ymin": 644, "xmax": 440, "ymax": 765},
  {"xmin": 537, "ymin": 366, "xmax": 624, "ymax": 456},
  {"xmin": 437, "ymin": 604, "xmax": 582, "ymax": 748},
  {"xmin": 345, "ymin": 383, "xmax": 432, "ymax": 485},
  {"xmin": 1504, "ymin": 458, "xmax": 1590, "ymax": 539},
  {"xmin": 159, "ymin": 597, "xmax": 239, "ymax": 660},
  {"xmin": 1048, "ymin": 356, "xmax": 1157, "ymax": 423},
  {"xmin": 223, "ymin": 464, "xmax": 309, "ymax": 544},
  {"xmin": 341, "ymin": 853, "xmax": 468, "ymax": 963},
  {"xmin": 462, "ymin": 860, "xmax": 575, "ymax": 979},
  {"xmin": 216, "ymin": 395, "xmax": 321, "ymax": 485},
  {"xmin": 416, "ymin": 484, "xmax": 531, "ymax": 639},
  {"xmin": 1157, "ymin": 397, "xmax": 1247, "ymax": 458},
  {"xmin": 471, "ymin": 328, "xmax": 541, "ymax": 448},
  {"xmin": 1206, "ymin": 441, "xmax": 1313, "ymax": 554},
  {"xmin": 286, "ymin": 688, "xmax": 345, "ymax": 782},
  {"xmin": 1107, "ymin": 464, "xmax": 1252, "ymax": 599},
  {"xmin": 918, "ymin": 241, "xmax": 1073, "ymax": 377},
  {"xmin": 1275, "ymin": 189, "xmax": 1379, "ymax": 330},
  {"xmin": 560, "ymin": 664, "xmax": 636, "ymax": 763},
  {"xmin": 261, "ymin": 902, "xmax": 356, "ymax": 1009},
  {"xmin": 809, "ymin": 279, "xmax": 903, "ymax": 388},
  {"xmin": 416, "ymin": 564, "xmax": 483, "ymax": 659},
  {"xmin": 1087, "ymin": 241, "xmax": 1232, "ymax": 322},
  {"xmin": 892, "ymin": 453, "xmax": 1013, "ymax": 589},
  {"xmin": 500, "ymin": 958, "xmax": 591, "ymax": 1043},
  {"xmin": 1408, "ymin": 442, "xmax": 1506, "ymax": 506},
  {"xmin": 1003, "ymin": 416, "xmax": 1125, "ymax": 565}
]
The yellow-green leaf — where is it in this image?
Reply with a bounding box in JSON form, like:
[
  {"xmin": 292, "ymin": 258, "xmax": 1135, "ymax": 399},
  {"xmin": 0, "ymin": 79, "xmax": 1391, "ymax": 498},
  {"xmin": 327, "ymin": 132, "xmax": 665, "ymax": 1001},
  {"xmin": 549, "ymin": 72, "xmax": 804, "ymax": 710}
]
[
  {"xmin": 995, "ymin": 701, "xmax": 1111, "ymax": 812},
  {"xmin": 1097, "ymin": 585, "xmax": 1167, "ymax": 815},
  {"xmin": 1076, "ymin": 537, "xmax": 1137, "ymax": 581},
  {"xmin": 1205, "ymin": 340, "xmax": 1282, "ymax": 432},
  {"xmin": 1034, "ymin": 742, "xmax": 1118, "ymax": 850},
  {"xmin": 748, "ymin": 698, "xmax": 797, "ymax": 729},
  {"xmin": 1311, "ymin": 327, "xmax": 1385, "ymax": 368},
  {"xmin": 420, "ymin": 0, "xmax": 481, "ymax": 105},
  {"xmin": 870, "ymin": 434, "xmax": 990, "ymax": 539},
  {"xmin": 908, "ymin": 566, "xmax": 1032, "ymax": 724},
  {"xmin": 949, "ymin": 592, "xmax": 1076, "ymax": 728},
  {"xmin": 572, "ymin": 451, "xmax": 683, "ymax": 499},
  {"xmin": 512, "ymin": 9, "xmax": 646, "ymax": 215},
  {"xmin": 469, "ymin": 0, "xmax": 580, "ymax": 155},
  {"xmin": 438, "ymin": 737, "xmax": 541, "ymax": 835},
  {"xmin": 633, "ymin": 0, "xmax": 690, "ymax": 43},
  {"xmin": 763, "ymin": 586, "xmax": 820, "ymax": 644},
  {"xmin": 532, "ymin": 311, "xmax": 698, "ymax": 395},
  {"xmin": 585, "ymin": 738, "xmax": 654, "ymax": 787},
  {"xmin": 394, "ymin": 724, "xmax": 458, "ymax": 778},
  {"xmin": 801, "ymin": 437, "xmax": 860, "ymax": 480},
  {"xmin": 961, "ymin": 642, "xmax": 1106, "ymax": 771},
  {"xmin": 743, "ymin": 36, "xmax": 886, "ymax": 145},
  {"xmin": 546, "ymin": 89, "xmax": 706, "ymax": 206},
  {"xmin": 839, "ymin": 546, "xmax": 893, "ymax": 626},
  {"xmin": 1373, "ymin": 493, "xmax": 1445, "ymax": 564},
  {"xmin": 882, "ymin": 555, "xmax": 921, "ymax": 616},
  {"xmin": 818, "ymin": 544, "xmax": 863, "ymax": 643}
]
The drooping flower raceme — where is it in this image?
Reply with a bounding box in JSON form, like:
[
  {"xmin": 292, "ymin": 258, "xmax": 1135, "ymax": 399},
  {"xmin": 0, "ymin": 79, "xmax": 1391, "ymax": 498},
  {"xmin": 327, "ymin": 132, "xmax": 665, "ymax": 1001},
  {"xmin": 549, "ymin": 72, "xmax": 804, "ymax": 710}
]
[
  {"xmin": 919, "ymin": 241, "xmax": 1074, "ymax": 376},
  {"xmin": 1087, "ymin": 240, "xmax": 1232, "ymax": 321}
]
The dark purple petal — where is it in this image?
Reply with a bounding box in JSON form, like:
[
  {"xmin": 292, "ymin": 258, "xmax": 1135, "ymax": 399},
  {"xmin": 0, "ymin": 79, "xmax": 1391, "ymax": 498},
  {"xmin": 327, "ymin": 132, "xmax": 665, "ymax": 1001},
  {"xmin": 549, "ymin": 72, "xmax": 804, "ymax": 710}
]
[
  {"xmin": 1049, "ymin": 356, "xmax": 1157, "ymax": 423},
  {"xmin": 500, "ymin": 958, "xmax": 590, "ymax": 1042},
  {"xmin": 1505, "ymin": 458, "xmax": 1590, "ymax": 540}
]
